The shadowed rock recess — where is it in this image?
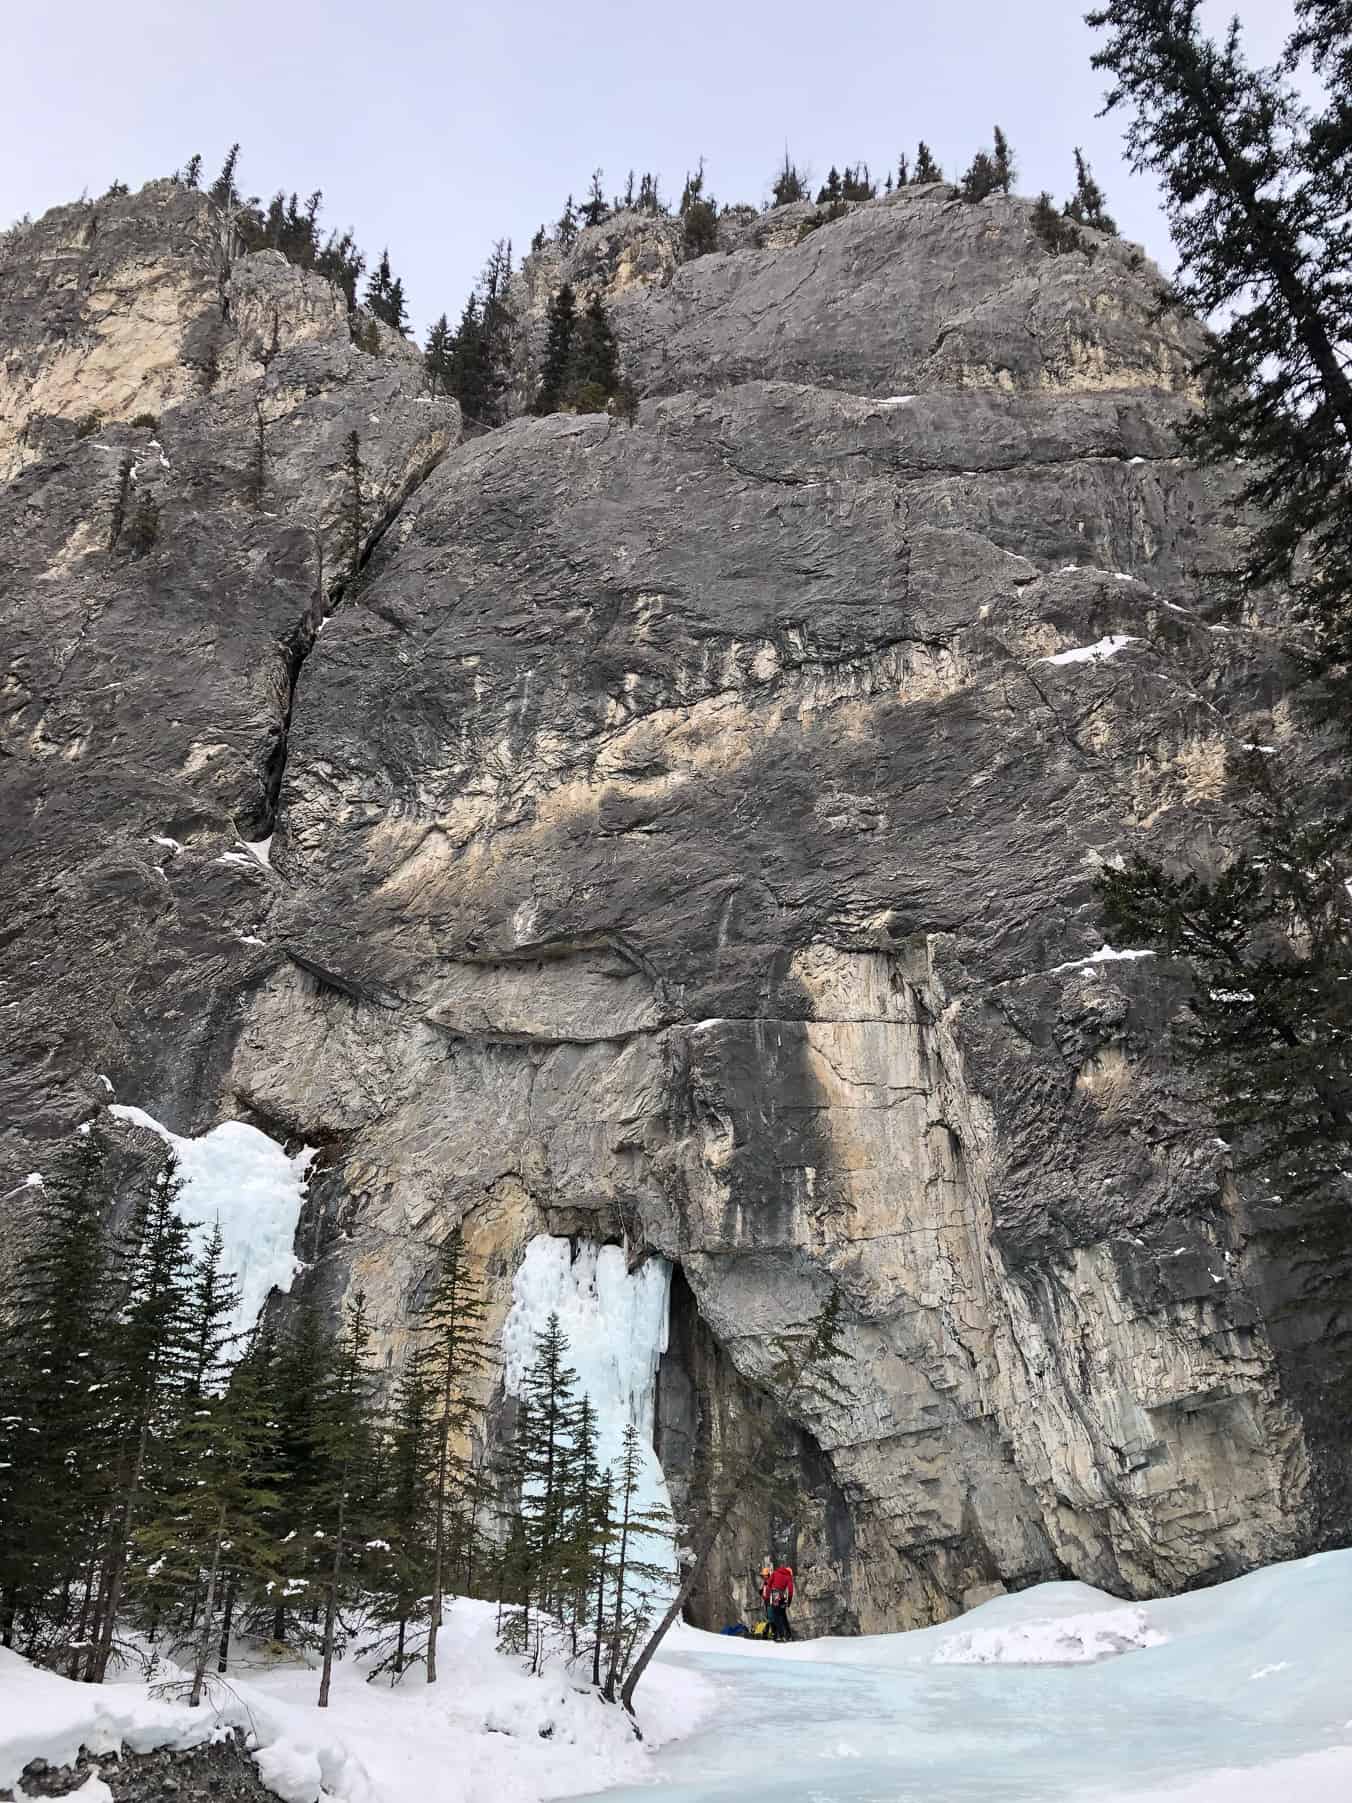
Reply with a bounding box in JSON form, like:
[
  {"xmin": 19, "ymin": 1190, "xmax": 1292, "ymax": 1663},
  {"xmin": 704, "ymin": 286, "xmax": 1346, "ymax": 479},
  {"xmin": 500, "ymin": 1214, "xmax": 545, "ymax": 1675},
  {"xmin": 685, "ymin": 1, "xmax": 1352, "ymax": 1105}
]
[{"xmin": 4, "ymin": 179, "xmax": 1349, "ymax": 1639}]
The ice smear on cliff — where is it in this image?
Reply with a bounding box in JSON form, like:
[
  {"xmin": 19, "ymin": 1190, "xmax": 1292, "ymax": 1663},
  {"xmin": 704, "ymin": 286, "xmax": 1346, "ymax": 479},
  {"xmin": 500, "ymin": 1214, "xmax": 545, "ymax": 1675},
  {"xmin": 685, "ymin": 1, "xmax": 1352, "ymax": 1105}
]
[
  {"xmin": 109, "ymin": 1105, "xmax": 312, "ymax": 1338},
  {"xmin": 503, "ymin": 1237, "xmax": 676, "ymax": 1603}
]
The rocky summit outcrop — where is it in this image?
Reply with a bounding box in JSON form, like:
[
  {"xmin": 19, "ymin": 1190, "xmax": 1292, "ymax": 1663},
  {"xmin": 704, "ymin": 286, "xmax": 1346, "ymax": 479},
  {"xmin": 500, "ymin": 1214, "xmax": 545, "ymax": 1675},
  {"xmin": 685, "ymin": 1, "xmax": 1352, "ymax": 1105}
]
[{"xmin": 3, "ymin": 179, "xmax": 1349, "ymax": 1638}]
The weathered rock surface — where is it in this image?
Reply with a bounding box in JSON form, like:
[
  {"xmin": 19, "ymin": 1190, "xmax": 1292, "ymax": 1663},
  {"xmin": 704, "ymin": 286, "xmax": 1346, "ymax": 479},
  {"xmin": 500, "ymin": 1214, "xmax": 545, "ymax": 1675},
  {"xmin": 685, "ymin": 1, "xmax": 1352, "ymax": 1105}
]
[
  {"xmin": 3, "ymin": 180, "xmax": 1349, "ymax": 1637},
  {"xmin": 6, "ymin": 1732, "xmax": 278, "ymax": 1803}
]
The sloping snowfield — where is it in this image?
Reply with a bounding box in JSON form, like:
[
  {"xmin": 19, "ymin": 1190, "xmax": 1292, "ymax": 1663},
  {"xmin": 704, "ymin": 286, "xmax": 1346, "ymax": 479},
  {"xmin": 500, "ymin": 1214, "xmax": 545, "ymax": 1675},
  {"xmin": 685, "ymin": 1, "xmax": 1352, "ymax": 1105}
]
[{"xmin": 2, "ymin": 1555, "xmax": 1349, "ymax": 1803}]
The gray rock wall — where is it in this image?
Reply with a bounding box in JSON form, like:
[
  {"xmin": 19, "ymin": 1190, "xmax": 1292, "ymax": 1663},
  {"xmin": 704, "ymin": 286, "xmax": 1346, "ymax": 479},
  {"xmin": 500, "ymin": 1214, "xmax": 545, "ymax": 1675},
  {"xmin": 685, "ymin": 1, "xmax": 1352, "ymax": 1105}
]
[{"xmin": 3, "ymin": 179, "xmax": 1349, "ymax": 1634}]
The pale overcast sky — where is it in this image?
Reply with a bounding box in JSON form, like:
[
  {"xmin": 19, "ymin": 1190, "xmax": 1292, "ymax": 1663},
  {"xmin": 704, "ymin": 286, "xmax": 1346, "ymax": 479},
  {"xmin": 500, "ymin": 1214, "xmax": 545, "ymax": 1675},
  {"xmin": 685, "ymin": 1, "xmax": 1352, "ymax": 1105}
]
[{"xmin": 6, "ymin": 0, "xmax": 1295, "ymax": 340}]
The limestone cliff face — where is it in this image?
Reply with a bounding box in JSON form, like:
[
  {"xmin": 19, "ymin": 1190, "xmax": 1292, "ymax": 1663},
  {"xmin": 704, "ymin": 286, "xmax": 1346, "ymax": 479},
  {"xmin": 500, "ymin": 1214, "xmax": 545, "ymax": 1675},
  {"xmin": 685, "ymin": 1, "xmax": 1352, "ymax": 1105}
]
[{"xmin": 3, "ymin": 180, "xmax": 1348, "ymax": 1637}]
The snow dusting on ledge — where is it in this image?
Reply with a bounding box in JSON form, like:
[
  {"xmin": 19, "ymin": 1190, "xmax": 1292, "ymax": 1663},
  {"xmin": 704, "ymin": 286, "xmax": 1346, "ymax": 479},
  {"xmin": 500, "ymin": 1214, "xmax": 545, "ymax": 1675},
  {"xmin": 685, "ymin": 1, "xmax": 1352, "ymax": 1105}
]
[
  {"xmin": 1042, "ymin": 634, "xmax": 1137, "ymax": 666},
  {"xmin": 1048, "ymin": 945, "xmax": 1155, "ymax": 976},
  {"xmin": 109, "ymin": 1105, "xmax": 313, "ymax": 1337}
]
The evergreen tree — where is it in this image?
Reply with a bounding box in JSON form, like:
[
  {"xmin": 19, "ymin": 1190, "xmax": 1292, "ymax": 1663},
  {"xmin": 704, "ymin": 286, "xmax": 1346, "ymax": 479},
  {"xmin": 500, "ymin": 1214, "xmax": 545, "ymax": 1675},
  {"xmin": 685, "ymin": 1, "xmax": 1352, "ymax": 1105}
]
[
  {"xmin": 1083, "ymin": 0, "xmax": 1352, "ymax": 1193},
  {"xmin": 912, "ymin": 142, "xmax": 942, "ymax": 183},
  {"xmin": 365, "ymin": 249, "xmax": 409, "ymax": 333},
  {"xmin": 317, "ymin": 230, "xmax": 365, "ymax": 309},
  {"xmin": 568, "ymin": 292, "xmax": 620, "ymax": 409},
  {"xmin": 86, "ymin": 1154, "xmax": 197, "ymax": 1682},
  {"xmin": 256, "ymin": 1303, "xmax": 332, "ymax": 1649},
  {"xmin": 600, "ymin": 1424, "xmax": 673, "ymax": 1701},
  {"xmin": 209, "ymin": 144, "xmax": 241, "ymax": 209},
  {"xmin": 131, "ymin": 1339, "xmax": 280, "ymax": 1705},
  {"xmin": 961, "ymin": 128, "xmax": 1014, "ymax": 203},
  {"xmin": 1031, "ymin": 191, "xmax": 1081, "ymax": 255},
  {"xmin": 425, "ymin": 313, "xmax": 454, "ymax": 400},
  {"xmin": 449, "ymin": 293, "xmax": 488, "ymax": 424},
  {"xmin": 1062, "ymin": 147, "xmax": 1117, "ymax": 234},
  {"xmin": 558, "ymin": 196, "xmax": 578, "ymax": 247},
  {"xmin": 815, "ymin": 166, "xmax": 843, "ymax": 205},
  {"xmin": 993, "ymin": 126, "xmax": 1015, "ymax": 193},
  {"xmin": 896, "ymin": 151, "xmax": 910, "ymax": 186},
  {"xmin": 366, "ymin": 1363, "xmax": 435, "ymax": 1679},
  {"xmin": 411, "ymin": 1228, "xmax": 490, "ymax": 1685},
  {"xmin": 0, "ymin": 1129, "xmax": 117, "ymax": 1658},
  {"xmin": 504, "ymin": 1312, "xmax": 580, "ymax": 1671},
  {"xmin": 679, "ymin": 161, "xmax": 719, "ymax": 258},
  {"xmin": 314, "ymin": 1291, "xmax": 382, "ymax": 1707},
  {"xmin": 477, "ymin": 239, "xmax": 515, "ymax": 423},
  {"xmin": 534, "ymin": 283, "xmax": 578, "ymax": 416},
  {"xmin": 183, "ymin": 154, "xmax": 202, "ymax": 189},
  {"xmin": 582, "ymin": 168, "xmax": 608, "ymax": 228},
  {"xmin": 771, "ymin": 153, "xmax": 807, "ymax": 206}
]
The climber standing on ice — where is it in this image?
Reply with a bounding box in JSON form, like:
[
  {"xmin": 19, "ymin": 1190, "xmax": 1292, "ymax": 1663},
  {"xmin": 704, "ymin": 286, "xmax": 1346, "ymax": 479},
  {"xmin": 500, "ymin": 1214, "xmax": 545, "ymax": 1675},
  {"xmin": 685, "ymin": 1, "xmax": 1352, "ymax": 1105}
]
[{"xmin": 766, "ymin": 1561, "xmax": 795, "ymax": 1641}]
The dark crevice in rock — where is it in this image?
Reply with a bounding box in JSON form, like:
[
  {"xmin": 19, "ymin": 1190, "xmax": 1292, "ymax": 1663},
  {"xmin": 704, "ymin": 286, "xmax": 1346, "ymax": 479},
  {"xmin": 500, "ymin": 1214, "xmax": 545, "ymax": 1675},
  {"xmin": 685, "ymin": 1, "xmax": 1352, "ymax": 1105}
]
[{"xmin": 256, "ymin": 435, "xmax": 454, "ymax": 839}]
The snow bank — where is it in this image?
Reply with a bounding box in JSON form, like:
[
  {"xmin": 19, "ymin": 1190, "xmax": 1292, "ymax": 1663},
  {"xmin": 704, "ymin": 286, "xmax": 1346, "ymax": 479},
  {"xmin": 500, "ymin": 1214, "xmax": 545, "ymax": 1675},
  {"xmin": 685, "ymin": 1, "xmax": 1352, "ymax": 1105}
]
[
  {"xmin": 0, "ymin": 1600, "xmax": 714, "ymax": 1803},
  {"xmin": 0, "ymin": 1647, "xmax": 217, "ymax": 1792},
  {"xmin": 109, "ymin": 1105, "xmax": 313, "ymax": 1338},
  {"xmin": 503, "ymin": 1238, "xmax": 676, "ymax": 1603},
  {"xmin": 1042, "ymin": 634, "xmax": 1136, "ymax": 666},
  {"xmin": 933, "ymin": 1603, "xmax": 1164, "ymax": 1665}
]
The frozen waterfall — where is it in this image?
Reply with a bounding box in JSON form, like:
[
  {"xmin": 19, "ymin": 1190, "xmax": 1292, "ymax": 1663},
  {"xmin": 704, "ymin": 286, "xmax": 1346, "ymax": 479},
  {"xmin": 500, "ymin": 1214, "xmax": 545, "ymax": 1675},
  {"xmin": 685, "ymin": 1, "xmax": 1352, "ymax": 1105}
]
[{"xmin": 502, "ymin": 1236, "xmax": 676, "ymax": 1598}]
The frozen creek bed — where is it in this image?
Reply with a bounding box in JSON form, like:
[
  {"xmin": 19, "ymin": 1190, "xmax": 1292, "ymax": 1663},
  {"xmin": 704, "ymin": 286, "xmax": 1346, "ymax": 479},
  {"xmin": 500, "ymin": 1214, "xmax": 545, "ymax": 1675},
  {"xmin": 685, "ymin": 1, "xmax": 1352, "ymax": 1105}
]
[{"xmin": 576, "ymin": 1550, "xmax": 1352, "ymax": 1803}]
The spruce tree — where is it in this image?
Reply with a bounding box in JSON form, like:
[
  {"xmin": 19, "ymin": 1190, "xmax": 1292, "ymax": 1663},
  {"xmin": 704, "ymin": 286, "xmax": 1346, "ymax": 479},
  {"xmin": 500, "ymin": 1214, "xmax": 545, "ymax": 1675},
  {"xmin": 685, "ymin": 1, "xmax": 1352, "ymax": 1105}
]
[
  {"xmin": 534, "ymin": 283, "xmax": 578, "ymax": 416},
  {"xmin": 771, "ymin": 153, "xmax": 807, "ymax": 206},
  {"xmin": 896, "ymin": 151, "xmax": 910, "ymax": 186},
  {"xmin": 183, "ymin": 153, "xmax": 203, "ymax": 189},
  {"xmin": 367, "ymin": 1363, "xmax": 435, "ymax": 1679},
  {"xmin": 568, "ymin": 292, "xmax": 620, "ymax": 410},
  {"xmin": 449, "ymin": 293, "xmax": 488, "ymax": 424},
  {"xmin": 1083, "ymin": 0, "xmax": 1352, "ymax": 1193},
  {"xmin": 315, "ymin": 1291, "xmax": 382, "ymax": 1707},
  {"xmin": 412, "ymin": 1227, "xmax": 490, "ymax": 1684},
  {"xmin": 0, "ymin": 1128, "xmax": 117, "ymax": 1658},
  {"xmin": 477, "ymin": 240, "xmax": 515, "ymax": 424},
  {"xmin": 425, "ymin": 313, "xmax": 454, "ymax": 400},
  {"xmin": 960, "ymin": 149, "xmax": 1001, "ymax": 203},
  {"xmin": 582, "ymin": 168, "xmax": 608, "ymax": 228},
  {"xmin": 257, "ymin": 1302, "xmax": 332, "ymax": 1648},
  {"xmin": 209, "ymin": 144, "xmax": 241, "ymax": 209},
  {"xmin": 1062, "ymin": 147, "xmax": 1117, "ymax": 234},
  {"xmin": 558, "ymin": 196, "xmax": 578, "ymax": 247},
  {"xmin": 600, "ymin": 1423, "xmax": 674, "ymax": 1701},
  {"xmin": 87, "ymin": 1153, "xmax": 196, "ymax": 1682},
  {"xmin": 503, "ymin": 1312, "xmax": 582, "ymax": 1671},
  {"xmin": 993, "ymin": 126, "xmax": 1015, "ymax": 193},
  {"xmin": 679, "ymin": 162, "xmax": 719, "ymax": 259},
  {"xmin": 912, "ymin": 142, "xmax": 942, "ymax": 184},
  {"xmin": 815, "ymin": 166, "xmax": 843, "ymax": 205}
]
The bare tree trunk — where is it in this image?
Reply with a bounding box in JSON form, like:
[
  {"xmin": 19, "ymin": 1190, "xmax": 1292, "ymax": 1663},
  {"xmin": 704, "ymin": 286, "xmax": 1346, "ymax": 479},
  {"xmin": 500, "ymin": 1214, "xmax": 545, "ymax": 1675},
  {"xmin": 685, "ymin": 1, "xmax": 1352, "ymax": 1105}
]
[
  {"xmin": 426, "ymin": 1418, "xmax": 450, "ymax": 1685},
  {"xmin": 317, "ymin": 1481, "xmax": 348, "ymax": 1708},
  {"xmin": 88, "ymin": 1420, "xmax": 149, "ymax": 1682},
  {"xmin": 217, "ymin": 1574, "xmax": 235, "ymax": 1674},
  {"xmin": 190, "ymin": 1505, "xmax": 226, "ymax": 1707}
]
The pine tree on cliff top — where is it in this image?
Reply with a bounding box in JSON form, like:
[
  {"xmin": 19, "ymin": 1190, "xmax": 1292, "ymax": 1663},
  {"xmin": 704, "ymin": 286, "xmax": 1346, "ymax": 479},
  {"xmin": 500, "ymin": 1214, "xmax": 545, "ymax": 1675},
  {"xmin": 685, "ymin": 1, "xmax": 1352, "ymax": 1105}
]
[{"xmin": 1088, "ymin": 0, "xmax": 1352, "ymax": 1196}]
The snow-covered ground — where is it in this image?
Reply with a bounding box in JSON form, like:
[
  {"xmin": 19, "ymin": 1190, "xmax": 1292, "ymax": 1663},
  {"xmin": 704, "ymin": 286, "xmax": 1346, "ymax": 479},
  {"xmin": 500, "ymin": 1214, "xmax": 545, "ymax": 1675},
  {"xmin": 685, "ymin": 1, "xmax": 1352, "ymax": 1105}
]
[
  {"xmin": 0, "ymin": 1600, "xmax": 712, "ymax": 1803},
  {"xmin": 3, "ymin": 1554, "xmax": 1351, "ymax": 1802}
]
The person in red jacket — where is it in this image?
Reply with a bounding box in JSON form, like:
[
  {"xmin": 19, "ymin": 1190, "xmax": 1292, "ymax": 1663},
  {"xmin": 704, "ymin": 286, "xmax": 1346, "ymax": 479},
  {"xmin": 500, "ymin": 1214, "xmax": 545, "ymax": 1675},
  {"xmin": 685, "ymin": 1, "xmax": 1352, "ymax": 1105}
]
[{"xmin": 765, "ymin": 1562, "xmax": 795, "ymax": 1642}]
